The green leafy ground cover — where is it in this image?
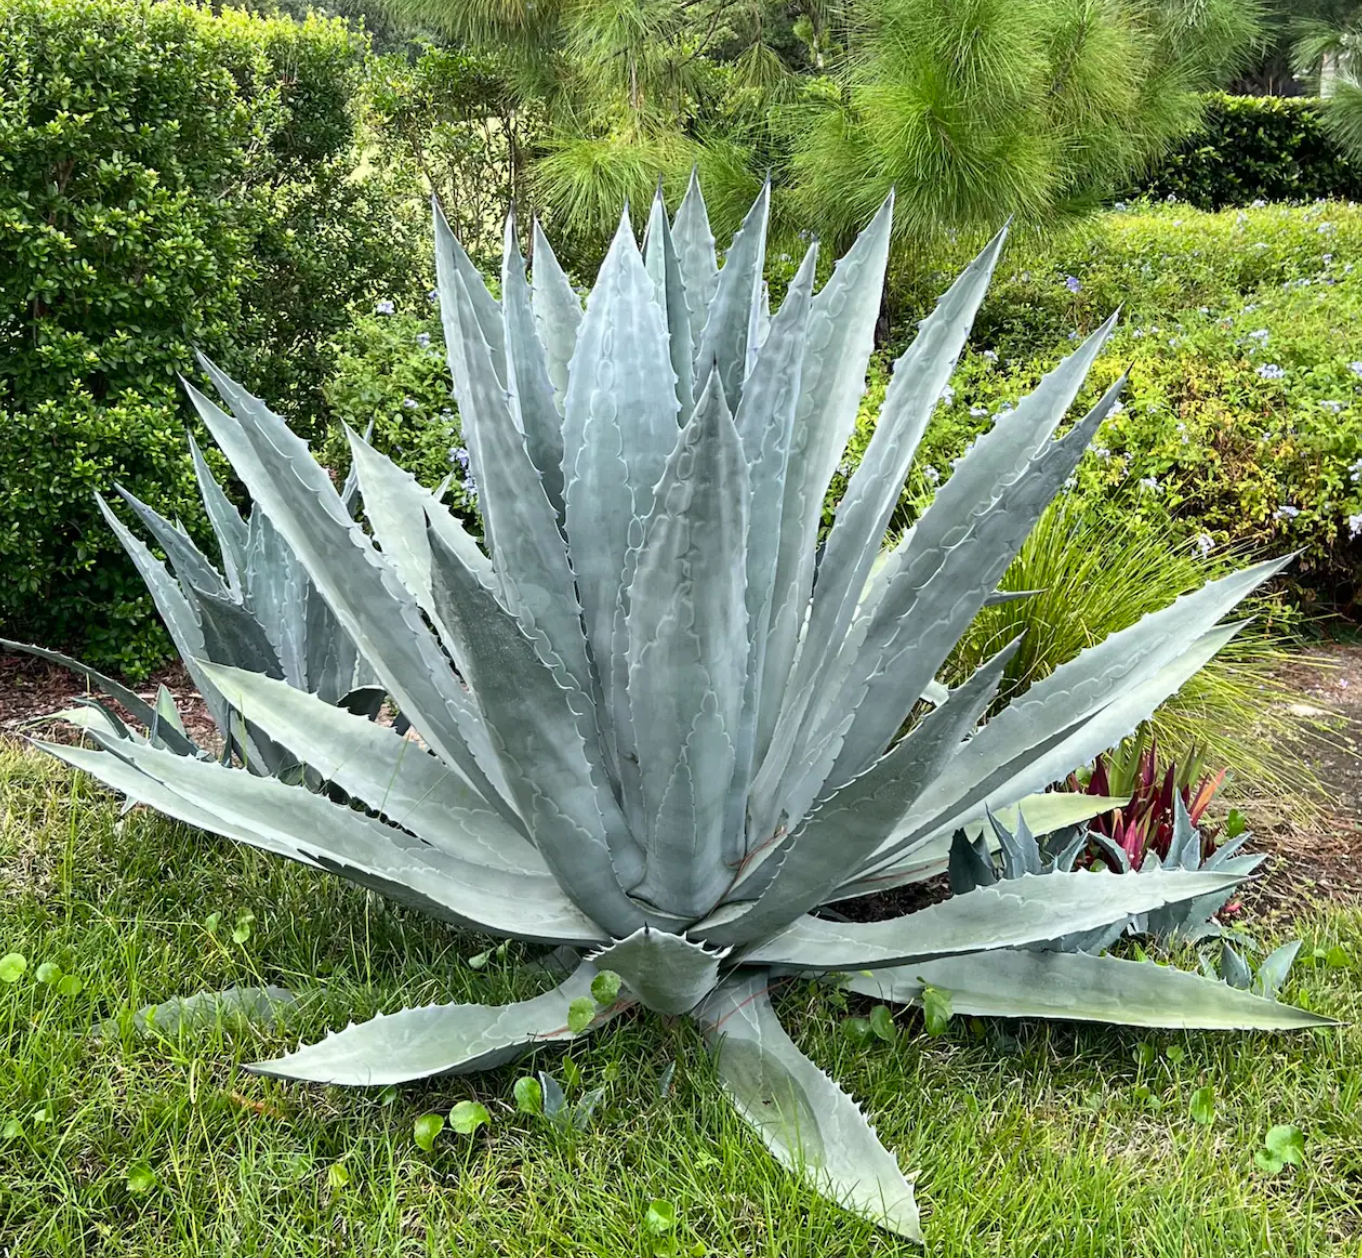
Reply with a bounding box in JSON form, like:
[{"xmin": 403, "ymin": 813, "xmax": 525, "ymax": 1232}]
[{"xmin": 1, "ymin": 743, "xmax": 1357, "ymax": 1256}]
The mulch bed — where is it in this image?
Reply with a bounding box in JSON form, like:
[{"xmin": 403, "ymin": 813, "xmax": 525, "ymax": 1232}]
[{"xmin": 0, "ymin": 650, "xmax": 219, "ymax": 749}]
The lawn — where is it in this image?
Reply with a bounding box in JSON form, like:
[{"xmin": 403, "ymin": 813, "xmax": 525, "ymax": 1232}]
[{"xmin": 0, "ymin": 742, "xmax": 1358, "ymax": 1256}]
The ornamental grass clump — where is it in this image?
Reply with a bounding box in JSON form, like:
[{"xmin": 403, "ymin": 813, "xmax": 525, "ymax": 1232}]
[{"xmin": 32, "ymin": 176, "xmax": 1330, "ymax": 1242}]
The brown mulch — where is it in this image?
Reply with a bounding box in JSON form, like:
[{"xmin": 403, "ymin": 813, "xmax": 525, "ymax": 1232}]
[
  {"xmin": 0, "ymin": 650, "xmax": 218, "ymax": 749},
  {"xmin": 1231, "ymin": 640, "xmax": 1362, "ymax": 920}
]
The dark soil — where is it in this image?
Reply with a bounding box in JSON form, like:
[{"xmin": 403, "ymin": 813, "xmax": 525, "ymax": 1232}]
[
  {"xmin": 0, "ymin": 651, "xmax": 220, "ymax": 749},
  {"xmin": 1235, "ymin": 641, "xmax": 1362, "ymax": 922}
]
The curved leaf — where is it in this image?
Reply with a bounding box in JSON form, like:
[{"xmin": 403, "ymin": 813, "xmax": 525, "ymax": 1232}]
[
  {"xmin": 842, "ymin": 949, "xmax": 1334, "ymax": 1030},
  {"xmin": 198, "ymin": 663, "xmax": 543, "ymax": 875},
  {"xmin": 40, "ymin": 737, "xmax": 605, "ymax": 946},
  {"xmin": 734, "ymin": 869, "xmax": 1244, "ymax": 968},
  {"xmin": 626, "ymin": 373, "xmax": 750, "ymax": 917},
  {"xmin": 694, "ymin": 970, "xmax": 920, "ymax": 1242},
  {"xmin": 426, "ymin": 520, "xmax": 647, "ymax": 936},
  {"xmin": 589, "ymin": 927, "xmax": 727, "ymax": 1015},
  {"xmin": 503, "ymin": 209, "xmax": 567, "ymax": 515},
  {"xmin": 250, "ymin": 963, "xmax": 605, "ymax": 1085},
  {"xmin": 184, "ymin": 363, "xmax": 519, "ymax": 831}
]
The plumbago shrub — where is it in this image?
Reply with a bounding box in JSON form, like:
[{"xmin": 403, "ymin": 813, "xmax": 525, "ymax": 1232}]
[
  {"xmin": 851, "ymin": 202, "xmax": 1362, "ymax": 613},
  {"xmin": 0, "ymin": 0, "xmax": 414, "ymax": 672},
  {"xmin": 319, "ymin": 304, "xmax": 477, "ymax": 517}
]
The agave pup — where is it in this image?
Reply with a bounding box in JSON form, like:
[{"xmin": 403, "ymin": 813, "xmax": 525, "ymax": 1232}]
[{"xmin": 34, "ymin": 178, "xmax": 1327, "ymax": 1241}]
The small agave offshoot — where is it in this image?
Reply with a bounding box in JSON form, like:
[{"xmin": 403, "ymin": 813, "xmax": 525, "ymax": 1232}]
[
  {"xmin": 32, "ymin": 177, "xmax": 1331, "ymax": 1241},
  {"xmin": 3, "ymin": 431, "xmax": 381, "ymax": 773}
]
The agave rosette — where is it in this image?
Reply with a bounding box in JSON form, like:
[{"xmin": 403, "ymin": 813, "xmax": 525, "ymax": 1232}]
[{"xmin": 34, "ymin": 177, "xmax": 1329, "ymax": 1241}]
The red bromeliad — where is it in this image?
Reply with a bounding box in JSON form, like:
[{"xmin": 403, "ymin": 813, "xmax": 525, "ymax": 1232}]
[{"xmin": 1067, "ymin": 740, "xmax": 1226, "ymax": 870}]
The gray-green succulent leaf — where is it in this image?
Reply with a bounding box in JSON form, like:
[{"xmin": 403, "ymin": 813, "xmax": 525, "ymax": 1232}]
[
  {"xmin": 249, "ymin": 961, "xmax": 610, "ymax": 1086},
  {"xmin": 696, "ymin": 969, "xmax": 922, "ymax": 1243},
  {"xmin": 842, "ymin": 948, "xmax": 1333, "ymax": 1031},
  {"xmin": 955, "ymin": 791, "xmax": 1269, "ymax": 947},
  {"xmin": 32, "ymin": 183, "xmax": 1322, "ymax": 1242}
]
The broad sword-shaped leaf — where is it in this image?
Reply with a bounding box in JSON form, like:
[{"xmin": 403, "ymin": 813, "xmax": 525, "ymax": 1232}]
[
  {"xmin": 695, "ymin": 971, "xmax": 920, "ymax": 1242},
  {"xmin": 251, "ymin": 963, "xmax": 609, "ymax": 1085}
]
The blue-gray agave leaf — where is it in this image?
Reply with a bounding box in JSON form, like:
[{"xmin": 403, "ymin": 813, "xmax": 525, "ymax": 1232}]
[
  {"xmin": 844, "ymin": 950, "xmax": 1331, "ymax": 1030},
  {"xmin": 626, "ymin": 372, "xmax": 750, "ymax": 918}
]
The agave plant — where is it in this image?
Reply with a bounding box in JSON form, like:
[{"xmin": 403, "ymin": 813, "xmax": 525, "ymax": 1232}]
[
  {"xmin": 949, "ymin": 793, "xmax": 1265, "ymax": 946},
  {"xmin": 4, "ymin": 435, "xmax": 379, "ymax": 772},
  {"xmin": 32, "ymin": 176, "xmax": 1331, "ymax": 1242}
]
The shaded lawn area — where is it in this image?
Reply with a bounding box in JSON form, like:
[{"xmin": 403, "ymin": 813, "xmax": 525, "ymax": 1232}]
[{"xmin": 0, "ymin": 743, "xmax": 1359, "ymax": 1256}]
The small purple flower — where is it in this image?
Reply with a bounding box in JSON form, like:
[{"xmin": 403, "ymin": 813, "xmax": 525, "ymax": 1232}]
[
  {"xmin": 427, "ymin": 289, "xmax": 439, "ymax": 304},
  {"xmin": 1064, "ymin": 275, "xmax": 1081, "ymax": 294},
  {"xmin": 939, "ymin": 384, "xmax": 956, "ymax": 407},
  {"xmin": 450, "ymin": 446, "xmax": 471, "ymax": 470},
  {"xmin": 374, "ymin": 300, "xmax": 395, "ymax": 316},
  {"xmin": 969, "ymin": 405, "xmax": 989, "ymax": 418},
  {"xmin": 1320, "ymin": 400, "xmax": 1344, "ymax": 414},
  {"xmin": 1113, "ymin": 201, "xmax": 1127, "ymax": 212},
  {"xmin": 1194, "ymin": 533, "xmax": 1214, "ymax": 557},
  {"xmin": 1256, "ymin": 364, "xmax": 1285, "ymax": 380},
  {"xmin": 1273, "ymin": 504, "xmax": 1300, "ymax": 521},
  {"xmin": 416, "ymin": 332, "xmax": 431, "ymax": 348},
  {"xmin": 1138, "ymin": 476, "xmax": 1161, "ymax": 495},
  {"xmin": 402, "ymin": 397, "xmax": 419, "ymax": 410},
  {"xmin": 1350, "ymin": 513, "xmax": 1362, "ymax": 539},
  {"xmin": 982, "ymin": 349, "xmax": 998, "ymax": 362},
  {"xmin": 922, "ymin": 465, "xmax": 940, "ymax": 485}
]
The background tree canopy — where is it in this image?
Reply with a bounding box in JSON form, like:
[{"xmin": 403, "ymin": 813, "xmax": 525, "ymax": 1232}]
[{"xmin": 376, "ymin": 0, "xmax": 1266, "ymax": 256}]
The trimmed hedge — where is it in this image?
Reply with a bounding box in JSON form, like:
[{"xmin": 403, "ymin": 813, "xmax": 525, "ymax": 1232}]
[
  {"xmin": 0, "ymin": 0, "xmax": 416, "ymax": 673},
  {"xmin": 1134, "ymin": 92, "xmax": 1362, "ymax": 210}
]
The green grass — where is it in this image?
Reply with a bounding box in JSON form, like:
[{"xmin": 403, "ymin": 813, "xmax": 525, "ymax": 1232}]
[{"xmin": 1, "ymin": 742, "xmax": 1359, "ymax": 1256}]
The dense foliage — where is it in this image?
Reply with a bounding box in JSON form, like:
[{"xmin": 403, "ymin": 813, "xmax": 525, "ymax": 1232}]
[
  {"xmin": 386, "ymin": 0, "xmax": 1263, "ymax": 261},
  {"xmin": 854, "ymin": 201, "xmax": 1362, "ymax": 614},
  {"xmin": 787, "ymin": 0, "xmax": 1264, "ymax": 251},
  {"xmin": 0, "ymin": 0, "xmax": 416, "ymax": 672},
  {"xmin": 360, "ymin": 42, "xmax": 539, "ymax": 267},
  {"xmin": 942, "ymin": 503, "xmax": 1313, "ymax": 802},
  {"xmin": 319, "ymin": 304, "xmax": 476, "ymax": 513},
  {"xmin": 1134, "ymin": 92, "xmax": 1362, "ymax": 208}
]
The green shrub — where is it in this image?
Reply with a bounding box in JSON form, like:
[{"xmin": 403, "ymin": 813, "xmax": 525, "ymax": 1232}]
[
  {"xmin": 854, "ymin": 202, "xmax": 1362, "ymax": 616},
  {"xmin": 0, "ymin": 0, "xmax": 415, "ymax": 672},
  {"xmin": 320, "ymin": 306, "xmax": 476, "ymax": 516},
  {"xmin": 1133, "ymin": 92, "xmax": 1362, "ymax": 210},
  {"xmin": 361, "ymin": 42, "xmax": 531, "ymax": 272}
]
